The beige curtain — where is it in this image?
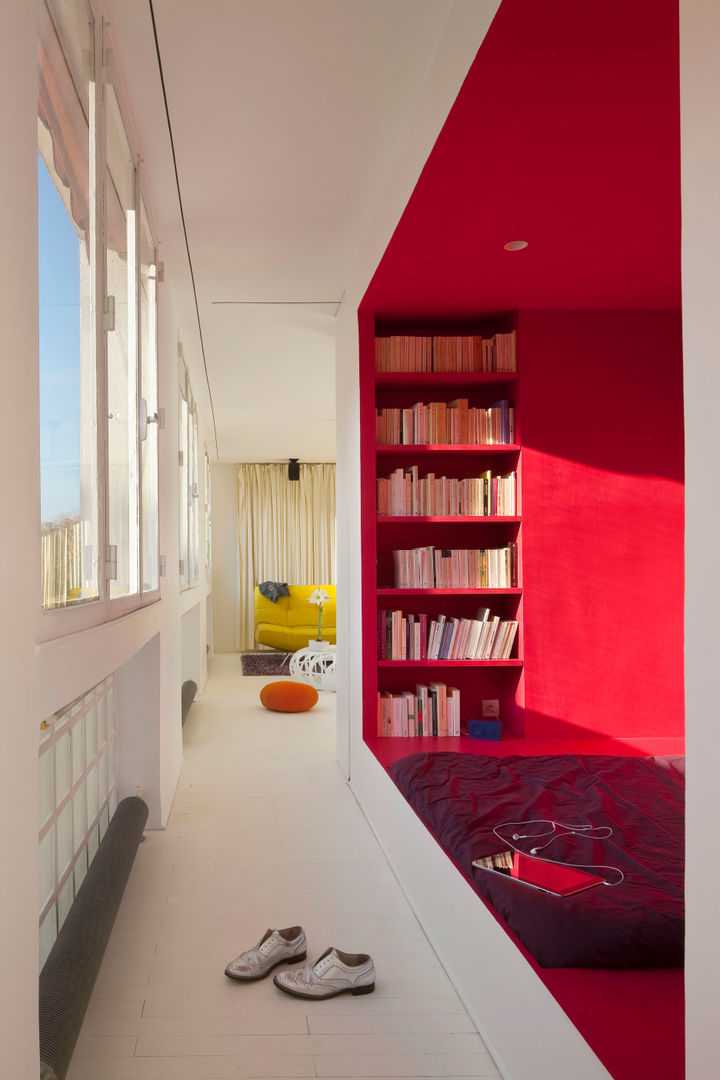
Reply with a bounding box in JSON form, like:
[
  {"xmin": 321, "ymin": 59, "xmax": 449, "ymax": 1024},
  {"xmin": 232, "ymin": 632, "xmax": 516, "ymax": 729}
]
[{"xmin": 237, "ymin": 463, "xmax": 336, "ymax": 650}]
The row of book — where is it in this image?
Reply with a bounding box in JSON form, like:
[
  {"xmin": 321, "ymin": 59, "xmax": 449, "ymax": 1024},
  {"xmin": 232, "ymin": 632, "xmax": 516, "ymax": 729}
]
[
  {"xmin": 375, "ymin": 399, "xmax": 515, "ymax": 446},
  {"xmin": 377, "ymin": 684, "xmax": 461, "ymax": 737},
  {"xmin": 392, "ymin": 544, "xmax": 519, "ymax": 589},
  {"xmin": 375, "ymin": 332, "xmax": 517, "ymax": 374},
  {"xmin": 377, "ymin": 467, "xmax": 517, "ymax": 517},
  {"xmin": 378, "ymin": 607, "xmax": 519, "ymax": 661}
]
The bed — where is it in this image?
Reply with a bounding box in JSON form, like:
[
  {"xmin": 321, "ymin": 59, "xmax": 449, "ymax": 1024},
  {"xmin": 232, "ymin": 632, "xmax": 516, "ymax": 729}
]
[{"xmin": 389, "ymin": 752, "xmax": 684, "ymax": 968}]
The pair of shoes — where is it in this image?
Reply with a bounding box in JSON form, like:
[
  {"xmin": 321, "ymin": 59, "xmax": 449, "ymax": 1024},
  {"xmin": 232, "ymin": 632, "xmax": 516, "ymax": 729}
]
[
  {"xmin": 224, "ymin": 926, "xmax": 307, "ymax": 981},
  {"xmin": 273, "ymin": 946, "xmax": 375, "ymax": 999},
  {"xmin": 224, "ymin": 928, "xmax": 375, "ymax": 999}
]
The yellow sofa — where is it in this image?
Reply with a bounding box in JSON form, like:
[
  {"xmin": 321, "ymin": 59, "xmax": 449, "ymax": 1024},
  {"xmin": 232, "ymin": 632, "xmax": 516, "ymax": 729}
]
[{"xmin": 254, "ymin": 585, "xmax": 336, "ymax": 651}]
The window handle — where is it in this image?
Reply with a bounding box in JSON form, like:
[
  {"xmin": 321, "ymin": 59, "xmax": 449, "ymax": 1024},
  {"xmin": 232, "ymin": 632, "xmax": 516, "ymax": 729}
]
[{"xmin": 139, "ymin": 399, "xmax": 164, "ymax": 440}]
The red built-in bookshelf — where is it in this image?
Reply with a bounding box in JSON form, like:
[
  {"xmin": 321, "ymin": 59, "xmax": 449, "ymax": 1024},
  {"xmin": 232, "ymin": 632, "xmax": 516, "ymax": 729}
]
[{"xmin": 360, "ymin": 313, "xmax": 526, "ymax": 747}]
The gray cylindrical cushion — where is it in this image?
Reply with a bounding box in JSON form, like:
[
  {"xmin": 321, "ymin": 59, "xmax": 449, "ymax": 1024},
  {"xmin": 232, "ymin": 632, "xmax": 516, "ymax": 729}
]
[
  {"xmin": 39, "ymin": 796, "xmax": 148, "ymax": 1080},
  {"xmin": 181, "ymin": 680, "xmax": 198, "ymax": 726}
]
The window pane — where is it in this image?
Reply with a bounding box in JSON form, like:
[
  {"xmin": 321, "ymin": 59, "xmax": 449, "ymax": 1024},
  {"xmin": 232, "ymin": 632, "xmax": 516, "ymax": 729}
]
[
  {"xmin": 73, "ymin": 787, "xmax": 86, "ymax": 851},
  {"xmin": 106, "ymin": 86, "xmax": 138, "ymax": 599},
  {"xmin": 86, "ymin": 762, "xmax": 98, "ymax": 824},
  {"xmin": 179, "ymin": 394, "xmax": 189, "ymax": 583},
  {"xmin": 107, "ymin": 737, "xmax": 117, "ymax": 791},
  {"xmin": 189, "ymin": 408, "xmax": 199, "ymax": 582},
  {"xmin": 57, "ymin": 875, "xmax": 74, "ymax": 929},
  {"xmin": 71, "ymin": 712, "xmax": 85, "ymax": 782},
  {"xmin": 39, "ymin": 827, "xmax": 55, "ymax": 909},
  {"xmin": 38, "ymin": 0, "xmax": 98, "ymax": 609},
  {"xmin": 96, "ymin": 693, "xmax": 107, "ymax": 745},
  {"xmin": 205, "ymin": 451, "xmax": 212, "ymax": 579},
  {"xmin": 57, "ymin": 802, "xmax": 73, "ymax": 876},
  {"xmin": 85, "ymin": 702, "xmax": 96, "ymax": 760},
  {"xmin": 40, "ymin": 908, "xmax": 58, "ymax": 970},
  {"xmin": 39, "ymin": 749, "xmax": 54, "ymax": 829},
  {"xmin": 97, "ymin": 748, "xmax": 107, "ymax": 803},
  {"xmin": 55, "ymin": 732, "xmax": 71, "ymax": 804},
  {"xmin": 107, "ymin": 685, "xmax": 116, "ymax": 733},
  {"xmin": 73, "ymin": 848, "xmax": 87, "ymax": 893},
  {"xmin": 87, "ymin": 823, "xmax": 99, "ymax": 863},
  {"xmin": 140, "ymin": 199, "xmax": 159, "ymax": 591}
]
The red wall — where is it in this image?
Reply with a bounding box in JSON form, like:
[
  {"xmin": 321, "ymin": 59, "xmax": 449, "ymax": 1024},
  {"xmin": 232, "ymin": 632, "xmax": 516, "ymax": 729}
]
[{"xmin": 518, "ymin": 310, "xmax": 684, "ymax": 738}]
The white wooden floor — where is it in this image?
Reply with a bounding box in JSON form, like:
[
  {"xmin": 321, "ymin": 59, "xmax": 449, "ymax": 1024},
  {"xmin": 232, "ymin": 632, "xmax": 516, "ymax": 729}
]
[{"xmin": 69, "ymin": 654, "xmax": 501, "ymax": 1080}]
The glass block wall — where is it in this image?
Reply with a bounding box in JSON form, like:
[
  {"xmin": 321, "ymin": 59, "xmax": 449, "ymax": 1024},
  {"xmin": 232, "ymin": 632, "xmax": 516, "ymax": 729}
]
[{"xmin": 38, "ymin": 675, "xmax": 118, "ymax": 967}]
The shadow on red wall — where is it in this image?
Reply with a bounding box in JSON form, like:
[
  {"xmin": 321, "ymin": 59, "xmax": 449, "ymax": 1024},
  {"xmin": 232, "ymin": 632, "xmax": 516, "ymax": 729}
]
[{"xmin": 518, "ymin": 309, "xmax": 684, "ymax": 739}]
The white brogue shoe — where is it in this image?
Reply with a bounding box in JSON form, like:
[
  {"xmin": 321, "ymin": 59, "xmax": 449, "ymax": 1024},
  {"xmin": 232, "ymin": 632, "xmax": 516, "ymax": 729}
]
[
  {"xmin": 273, "ymin": 946, "xmax": 375, "ymax": 999},
  {"xmin": 224, "ymin": 926, "xmax": 307, "ymax": 982}
]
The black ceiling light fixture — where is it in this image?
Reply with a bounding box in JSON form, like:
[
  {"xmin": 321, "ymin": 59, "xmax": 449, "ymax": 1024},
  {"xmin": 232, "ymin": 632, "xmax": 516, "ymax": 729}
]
[{"xmin": 288, "ymin": 458, "xmax": 300, "ymax": 481}]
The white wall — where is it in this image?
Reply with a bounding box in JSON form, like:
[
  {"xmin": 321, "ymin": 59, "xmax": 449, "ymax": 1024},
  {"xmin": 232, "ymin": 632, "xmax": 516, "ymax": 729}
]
[
  {"xmin": 117, "ymin": 634, "xmax": 162, "ymax": 821},
  {"xmin": 181, "ymin": 604, "xmax": 203, "ymax": 688},
  {"xmin": 680, "ymin": 2, "xmax": 720, "ymax": 1076},
  {"xmin": 0, "ymin": 2, "xmax": 42, "ymax": 1072},
  {"xmin": 336, "ymin": 0, "xmax": 504, "ymax": 777},
  {"xmin": 210, "ymin": 463, "xmax": 241, "ymax": 652},
  {"xmin": 334, "ymin": 2, "xmax": 615, "ymax": 1077},
  {"xmin": 0, "ymin": 1, "xmax": 217, "ymax": 1069}
]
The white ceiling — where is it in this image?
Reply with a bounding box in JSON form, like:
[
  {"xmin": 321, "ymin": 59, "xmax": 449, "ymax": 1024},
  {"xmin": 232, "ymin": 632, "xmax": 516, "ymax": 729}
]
[{"xmin": 104, "ymin": 0, "xmax": 463, "ymax": 462}]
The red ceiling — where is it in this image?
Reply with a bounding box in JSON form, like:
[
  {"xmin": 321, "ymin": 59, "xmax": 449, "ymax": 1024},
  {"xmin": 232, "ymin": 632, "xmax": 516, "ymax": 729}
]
[{"xmin": 361, "ymin": 0, "xmax": 680, "ymax": 318}]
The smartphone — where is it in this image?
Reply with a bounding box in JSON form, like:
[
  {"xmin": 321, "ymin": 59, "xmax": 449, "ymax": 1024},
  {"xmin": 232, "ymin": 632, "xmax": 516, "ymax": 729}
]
[{"xmin": 472, "ymin": 850, "xmax": 604, "ymax": 896}]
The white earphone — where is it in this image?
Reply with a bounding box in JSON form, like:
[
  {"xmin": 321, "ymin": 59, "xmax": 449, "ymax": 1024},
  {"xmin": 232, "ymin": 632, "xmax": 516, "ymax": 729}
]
[{"xmin": 493, "ymin": 818, "xmax": 624, "ymax": 886}]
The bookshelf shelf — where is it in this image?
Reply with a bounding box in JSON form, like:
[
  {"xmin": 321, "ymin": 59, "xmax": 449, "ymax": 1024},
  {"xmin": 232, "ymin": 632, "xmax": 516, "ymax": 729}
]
[
  {"xmin": 378, "ymin": 659, "xmax": 523, "ymax": 668},
  {"xmin": 377, "ymin": 515, "xmax": 521, "ymax": 524},
  {"xmin": 375, "ymin": 372, "xmax": 519, "ymax": 390},
  {"xmin": 377, "ymin": 587, "xmax": 522, "ymax": 597},
  {"xmin": 376, "ymin": 444, "xmax": 520, "ymax": 456},
  {"xmin": 362, "ymin": 319, "xmax": 524, "ymax": 740}
]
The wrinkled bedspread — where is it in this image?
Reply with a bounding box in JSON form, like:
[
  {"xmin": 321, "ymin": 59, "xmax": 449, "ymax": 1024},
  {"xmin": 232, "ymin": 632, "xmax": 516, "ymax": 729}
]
[{"xmin": 389, "ymin": 752, "xmax": 685, "ymax": 968}]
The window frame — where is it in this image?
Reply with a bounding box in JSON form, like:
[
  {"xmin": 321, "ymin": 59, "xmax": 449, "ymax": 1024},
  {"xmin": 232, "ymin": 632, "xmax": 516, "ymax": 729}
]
[
  {"xmin": 138, "ymin": 184, "xmax": 161, "ymax": 596},
  {"xmin": 204, "ymin": 448, "xmax": 212, "ymax": 581},
  {"xmin": 37, "ymin": 5, "xmax": 161, "ymax": 642},
  {"xmin": 178, "ymin": 358, "xmax": 201, "ymax": 591}
]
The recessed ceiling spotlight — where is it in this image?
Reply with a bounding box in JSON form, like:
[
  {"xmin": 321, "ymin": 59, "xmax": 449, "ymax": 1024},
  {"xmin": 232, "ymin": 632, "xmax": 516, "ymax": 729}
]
[{"xmin": 504, "ymin": 240, "xmax": 528, "ymax": 251}]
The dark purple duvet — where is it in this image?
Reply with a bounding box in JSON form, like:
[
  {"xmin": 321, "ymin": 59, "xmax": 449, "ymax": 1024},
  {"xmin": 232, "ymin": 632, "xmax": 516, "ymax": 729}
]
[{"xmin": 389, "ymin": 752, "xmax": 684, "ymax": 968}]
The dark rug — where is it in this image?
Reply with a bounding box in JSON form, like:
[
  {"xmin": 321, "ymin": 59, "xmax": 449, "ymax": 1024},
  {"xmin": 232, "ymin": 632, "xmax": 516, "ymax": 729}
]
[{"xmin": 240, "ymin": 652, "xmax": 293, "ymax": 676}]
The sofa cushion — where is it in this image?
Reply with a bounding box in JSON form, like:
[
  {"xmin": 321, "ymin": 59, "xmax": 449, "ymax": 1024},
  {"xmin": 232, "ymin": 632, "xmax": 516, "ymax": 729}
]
[
  {"xmin": 259, "ymin": 680, "xmax": 319, "ymax": 712},
  {"xmin": 254, "ymin": 585, "xmax": 337, "ymax": 649},
  {"xmin": 254, "ymin": 592, "xmax": 292, "ymax": 628},
  {"xmin": 284, "ymin": 586, "xmax": 336, "ymax": 628},
  {"xmin": 255, "ymin": 624, "xmax": 337, "ymax": 652}
]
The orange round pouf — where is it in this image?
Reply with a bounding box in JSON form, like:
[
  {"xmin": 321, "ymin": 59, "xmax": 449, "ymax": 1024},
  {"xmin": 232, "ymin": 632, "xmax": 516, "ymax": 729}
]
[{"xmin": 259, "ymin": 680, "xmax": 319, "ymax": 713}]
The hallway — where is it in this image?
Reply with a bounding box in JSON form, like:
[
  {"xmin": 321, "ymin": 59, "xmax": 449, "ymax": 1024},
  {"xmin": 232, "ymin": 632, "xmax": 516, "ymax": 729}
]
[{"xmin": 67, "ymin": 656, "xmax": 501, "ymax": 1079}]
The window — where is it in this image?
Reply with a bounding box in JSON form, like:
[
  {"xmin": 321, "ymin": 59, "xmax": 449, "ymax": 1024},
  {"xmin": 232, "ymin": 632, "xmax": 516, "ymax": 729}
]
[
  {"xmin": 178, "ymin": 358, "xmax": 200, "ymax": 587},
  {"xmin": 140, "ymin": 200, "xmax": 159, "ymax": 592},
  {"xmin": 189, "ymin": 403, "xmax": 200, "ymax": 582},
  {"xmin": 39, "ymin": 677, "xmax": 118, "ymax": 967},
  {"xmin": 38, "ymin": 0, "xmax": 98, "ymax": 609},
  {"xmin": 204, "ymin": 450, "xmax": 212, "ymax": 579},
  {"xmin": 37, "ymin": 3, "xmax": 160, "ymax": 623},
  {"xmin": 105, "ymin": 85, "xmax": 138, "ymax": 599},
  {"xmin": 179, "ymin": 367, "xmax": 189, "ymax": 583}
]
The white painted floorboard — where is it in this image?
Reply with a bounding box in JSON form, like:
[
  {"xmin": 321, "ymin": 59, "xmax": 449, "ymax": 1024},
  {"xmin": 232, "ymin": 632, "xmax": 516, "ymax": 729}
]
[{"xmin": 69, "ymin": 654, "xmax": 501, "ymax": 1080}]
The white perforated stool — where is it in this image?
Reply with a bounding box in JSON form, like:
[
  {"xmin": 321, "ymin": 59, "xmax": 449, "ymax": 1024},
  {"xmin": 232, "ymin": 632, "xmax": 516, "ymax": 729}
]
[{"xmin": 289, "ymin": 645, "xmax": 337, "ymax": 692}]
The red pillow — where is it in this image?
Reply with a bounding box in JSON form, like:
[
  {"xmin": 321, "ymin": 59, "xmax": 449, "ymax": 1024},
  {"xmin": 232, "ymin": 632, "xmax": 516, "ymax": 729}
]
[{"xmin": 260, "ymin": 680, "xmax": 319, "ymax": 713}]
